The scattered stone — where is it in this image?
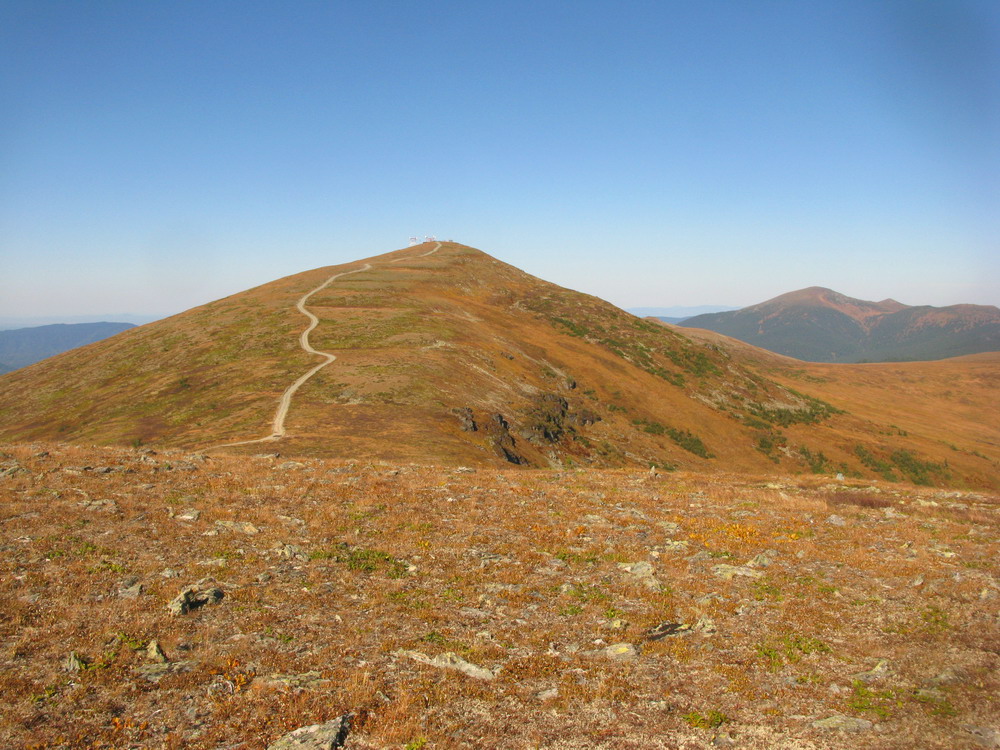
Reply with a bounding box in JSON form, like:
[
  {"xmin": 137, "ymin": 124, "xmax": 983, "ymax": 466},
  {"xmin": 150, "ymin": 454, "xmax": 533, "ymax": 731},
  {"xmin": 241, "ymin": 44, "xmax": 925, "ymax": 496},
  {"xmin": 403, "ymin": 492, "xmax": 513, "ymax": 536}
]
[
  {"xmin": 255, "ymin": 671, "xmax": 329, "ymax": 692},
  {"xmin": 216, "ymin": 520, "xmax": 260, "ymax": 534},
  {"xmin": 811, "ymin": 714, "xmax": 873, "ymax": 732},
  {"xmin": 161, "ymin": 568, "xmax": 180, "ymax": 578},
  {"xmin": 118, "ymin": 580, "xmax": 144, "ymax": 598},
  {"xmin": 536, "ymin": 687, "xmax": 559, "ymax": 701},
  {"xmin": 693, "ymin": 615, "xmax": 717, "ymax": 634},
  {"xmin": 454, "ymin": 466, "xmax": 476, "ymax": 473},
  {"xmin": 604, "ymin": 642, "xmax": 639, "ymax": 661},
  {"xmin": 928, "ymin": 667, "xmax": 963, "ymax": 686},
  {"xmin": 618, "ymin": 561, "xmax": 662, "ymax": 590},
  {"xmin": 962, "ymin": 724, "xmax": 1000, "ymax": 748},
  {"xmin": 134, "ymin": 661, "xmax": 192, "ymax": 683},
  {"xmin": 605, "ymin": 618, "xmax": 629, "ymax": 631},
  {"xmin": 277, "ymin": 461, "xmax": 305, "ymax": 470},
  {"xmin": 399, "ymin": 650, "xmax": 495, "ymax": 680},
  {"xmin": 851, "ymin": 659, "xmax": 892, "ymax": 683},
  {"xmin": 145, "ymin": 640, "xmax": 168, "ymax": 663},
  {"xmin": 645, "ymin": 622, "xmax": 689, "ymax": 640},
  {"xmin": 826, "ymin": 515, "xmax": 847, "ymax": 527},
  {"xmin": 453, "ymin": 407, "xmax": 478, "ymax": 432},
  {"xmin": 167, "ymin": 584, "xmax": 224, "ymax": 616},
  {"xmin": 65, "ymin": 651, "xmax": 87, "ymax": 672},
  {"xmin": 660, "ymin": 539, "xmax": 689, "ymax": 552},
  {"xmin": 712, "ymin": 564, "xmax": 763, "ymax": 580},
  {"xmin": 746, "ymin": 549, "xmax": 780, "ymax": 568},
  {"xmin": 272, "ymin": 543, "xmax": 306, "ymax": 560},
  {"xmin": 266, "ymin": 715, "xmax": 352, "ymax": 750},
  {"xmin": 458, "ymin": 606, "xmax": 490, "ymax": 620},
  {"xmin": 79, "ymin": 498, "xmax": 118, "ymax": 512},
  {"xmin": 175, "ymin": 509, "xmax": 201, "ymax": 522}
]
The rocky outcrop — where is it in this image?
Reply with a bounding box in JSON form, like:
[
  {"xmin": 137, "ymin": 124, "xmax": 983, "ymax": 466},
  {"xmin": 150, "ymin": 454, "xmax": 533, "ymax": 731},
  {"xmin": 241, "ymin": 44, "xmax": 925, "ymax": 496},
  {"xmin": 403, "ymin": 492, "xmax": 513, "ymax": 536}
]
[{"xmin": 485, "ymin": 413, "xmax": 525, "ymax": 465}]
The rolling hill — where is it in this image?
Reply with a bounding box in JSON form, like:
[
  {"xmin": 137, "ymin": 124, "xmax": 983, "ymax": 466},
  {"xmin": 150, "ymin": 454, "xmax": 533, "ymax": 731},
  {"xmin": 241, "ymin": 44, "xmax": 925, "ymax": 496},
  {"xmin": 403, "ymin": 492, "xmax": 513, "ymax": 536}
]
[
  {"xmin": 680, "ymin": 287, "xmax": 1000, "ymax": 363},
  {"xmin": 0, "ymin": 321, "xmax": 135, "ymax": 373},
  {"xmin": 0, "ymin": 243, "xmax": 997, "ymax": 489}
]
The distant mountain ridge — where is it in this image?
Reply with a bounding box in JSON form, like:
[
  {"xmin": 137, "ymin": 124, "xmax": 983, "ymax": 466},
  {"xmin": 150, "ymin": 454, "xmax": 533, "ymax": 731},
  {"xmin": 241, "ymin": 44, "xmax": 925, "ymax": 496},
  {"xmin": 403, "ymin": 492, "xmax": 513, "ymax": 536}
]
[
  {"xmin": 0, "ymin": 322, "xmax": 136, "ymax": 373},
  {"xmin": 680, "ymin": 287, "xmax": 1000, "ymax": 363}
]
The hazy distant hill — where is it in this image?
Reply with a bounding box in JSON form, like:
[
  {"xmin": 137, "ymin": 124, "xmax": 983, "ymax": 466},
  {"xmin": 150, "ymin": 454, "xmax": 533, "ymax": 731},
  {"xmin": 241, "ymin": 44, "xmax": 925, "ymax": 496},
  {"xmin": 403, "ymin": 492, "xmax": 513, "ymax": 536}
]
[
  {"xmin": 0, "ymin": 322, "xmax": 135, "ymax": 373},
  {"xmin": 681, "ymin": 287, "xmax": 1000, "ymax": 363}
]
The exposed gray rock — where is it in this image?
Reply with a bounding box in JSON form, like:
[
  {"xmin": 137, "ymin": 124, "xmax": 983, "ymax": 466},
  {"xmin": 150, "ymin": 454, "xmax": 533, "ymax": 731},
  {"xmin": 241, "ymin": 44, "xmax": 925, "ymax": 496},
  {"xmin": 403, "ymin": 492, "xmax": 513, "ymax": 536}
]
[
  {"xmin": 267, "ymin": 715, "xmax": 352, "ymax": 750},
  {"xmin": 145, "ymin": 640, "xmax": 168, "ymax": 663},
  {"xmin": 850, "ymin": 658, "xmax": 892, "ymax": 683},
  {"xmin": 118, "ymin": 581, "xmax": 144, "ymax": 598},
  {"xmin": 399, "ymin": 649, "xmax": 495, "ymax": 680},
  {"xmin": 134, "ymin": 661, "xmax": 192, "ymax": 683},
  {"xmin": 712, "ymin": 564, "xmax": 763, "ymax": 580},
  {"xmin": 962, "ymin": 724, "xmax": 1000, "ymax": 748},
  {"xmin": 604, "ymin": 642, "xmax": 639, "ymax": 661},
  {"xmin": 826, "ymin": 515, "xmax": 847, "ymax": 527},
  {"xmin": 65, "ymin": 651, "xmax": 87, "ymax": 672},
  {"xmin": 216, "ymin": 520, "xmax": 260, "ymax": 534},
  {"xmin": 746, "ymin": 549, "xmax": 780, "ymax": 568},
  {"xmin": 257, "ymin": 671, "xmax": 329, "ymax": 691},
  {"xmin": 454, "ymin": 407, "xmax": 477, "ymax": 432},
  {"xmin": 167, "ymin": 584, "xmax": 224, "ymax": 615},
  {"xmin": 811, "ymin": 714, "xmax": 873, "ymax": 732},
  {"xmin": 645, "ymin": 622, "xmax": 689, "ymax": 640},
  {"xmin": 617, "ymin": 560, "xmax": 663, "ymax": 590}
]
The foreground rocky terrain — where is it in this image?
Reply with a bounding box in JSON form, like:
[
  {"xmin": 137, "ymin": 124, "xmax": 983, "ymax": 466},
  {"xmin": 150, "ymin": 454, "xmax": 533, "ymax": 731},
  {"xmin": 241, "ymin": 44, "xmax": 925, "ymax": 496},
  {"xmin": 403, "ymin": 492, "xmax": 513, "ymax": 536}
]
[{"xmin": 2, "ymin": 444, "xmax": 998, "ymax": 749}]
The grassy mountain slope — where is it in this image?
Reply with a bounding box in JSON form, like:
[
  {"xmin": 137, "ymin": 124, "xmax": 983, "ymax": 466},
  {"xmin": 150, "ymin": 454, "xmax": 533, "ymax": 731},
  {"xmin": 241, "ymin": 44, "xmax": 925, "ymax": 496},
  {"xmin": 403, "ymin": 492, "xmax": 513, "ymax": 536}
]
[
  {"xmin": 681, "ymin": 287, "xmax": 1000, "ymax": 363},
  {"xmin": 669, "ymin": 323, "xmax": 1000, "ymax": 490},
  {"xmin": 0, "ymin": 244, "xmax": 996, "ymax": 488},
  {"xmin": 0, "ymin": 321, "xmax": 135, "ymax": 372}
]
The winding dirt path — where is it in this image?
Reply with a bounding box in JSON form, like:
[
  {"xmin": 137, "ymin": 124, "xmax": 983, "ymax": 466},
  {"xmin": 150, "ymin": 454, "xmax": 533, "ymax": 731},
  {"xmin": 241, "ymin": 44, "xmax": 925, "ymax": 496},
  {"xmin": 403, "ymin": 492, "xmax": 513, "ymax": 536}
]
[{"xmin": 207, "ymin": 242, "xmax": 441, "ymax": 450}]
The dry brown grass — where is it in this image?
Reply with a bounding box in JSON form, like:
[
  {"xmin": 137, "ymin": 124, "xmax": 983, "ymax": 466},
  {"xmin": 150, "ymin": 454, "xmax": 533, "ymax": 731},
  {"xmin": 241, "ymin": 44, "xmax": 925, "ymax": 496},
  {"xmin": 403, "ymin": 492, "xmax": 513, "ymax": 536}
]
[{"xmin": 1, "ymin": 443, "xmax": 998, "ymax": 748}]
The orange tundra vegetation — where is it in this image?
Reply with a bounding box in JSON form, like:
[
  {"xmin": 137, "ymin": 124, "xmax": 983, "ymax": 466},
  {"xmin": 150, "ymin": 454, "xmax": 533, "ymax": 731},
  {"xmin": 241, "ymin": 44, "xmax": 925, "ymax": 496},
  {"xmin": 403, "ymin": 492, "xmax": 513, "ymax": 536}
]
[
  {"xmin": 0, "ymin": 444, "xmax": 997, "ymax": 748},
  {"xmin": 0, "ymin": 241, "xmax": 998, "ymax": 747}
]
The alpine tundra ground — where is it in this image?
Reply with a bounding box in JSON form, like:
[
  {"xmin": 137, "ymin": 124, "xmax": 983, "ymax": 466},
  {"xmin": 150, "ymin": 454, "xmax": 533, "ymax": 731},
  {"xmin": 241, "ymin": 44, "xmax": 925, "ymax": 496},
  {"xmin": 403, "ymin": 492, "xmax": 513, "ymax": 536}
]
[{"xmin": 1, "ymin": 444, "xmax": 997, "ymax": 749}]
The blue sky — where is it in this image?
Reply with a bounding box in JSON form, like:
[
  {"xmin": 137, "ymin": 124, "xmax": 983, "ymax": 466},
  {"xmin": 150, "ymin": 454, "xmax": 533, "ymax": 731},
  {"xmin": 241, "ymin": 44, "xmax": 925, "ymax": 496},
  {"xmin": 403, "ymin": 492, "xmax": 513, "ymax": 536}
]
[{"xmin": 1, "ymin": 0, "xmax": 997, "ymax": 319}]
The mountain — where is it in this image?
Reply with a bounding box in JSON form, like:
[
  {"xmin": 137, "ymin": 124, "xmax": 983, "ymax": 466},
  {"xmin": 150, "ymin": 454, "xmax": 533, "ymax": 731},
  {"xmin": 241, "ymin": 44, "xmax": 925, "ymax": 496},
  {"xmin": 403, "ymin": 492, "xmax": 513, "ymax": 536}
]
[
  {"xmin": 680, "ymin": 287, "xmax": 1000, "ymax": 363},
  {"xmin": 0, "ymin": 244, "xmax": 996, "ymax": 489},
  {"xmin": 627, "ymin": 305, "xmax": 737, "ymax": 318},
  {"xmin": 0, "ymin": 322, "xmax": 136, "ymax": 373}
]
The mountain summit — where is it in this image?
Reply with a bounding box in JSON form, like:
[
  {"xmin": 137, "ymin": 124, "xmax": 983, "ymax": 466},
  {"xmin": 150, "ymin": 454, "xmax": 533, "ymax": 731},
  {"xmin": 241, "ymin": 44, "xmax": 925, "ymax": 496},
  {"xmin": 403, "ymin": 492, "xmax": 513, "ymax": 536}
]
[
  {"xmin": 681, "ymin": 287, "xmax": 1000, "ymax": 363},
  {"xmin": 1, "ymin": 243, "xmax": 995, "ymax": 487}
]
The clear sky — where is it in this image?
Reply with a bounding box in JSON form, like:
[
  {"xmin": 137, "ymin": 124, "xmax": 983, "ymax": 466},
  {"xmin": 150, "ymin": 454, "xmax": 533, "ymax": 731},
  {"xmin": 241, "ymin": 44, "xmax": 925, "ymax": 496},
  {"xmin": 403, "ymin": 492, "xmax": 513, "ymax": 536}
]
[{"xmin": 2, "ymin": 0, "xmax": 998, "ymax": 319}]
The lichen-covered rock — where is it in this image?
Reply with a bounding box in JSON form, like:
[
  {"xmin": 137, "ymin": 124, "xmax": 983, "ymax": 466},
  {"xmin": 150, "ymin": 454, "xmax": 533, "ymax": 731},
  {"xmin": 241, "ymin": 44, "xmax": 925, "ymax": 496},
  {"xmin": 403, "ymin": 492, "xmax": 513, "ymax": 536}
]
[
  {"xmin": 811, "ymin": 714, "xmax": 873, "ymax": 732},
  {"xmin": 167, "ymin": 584, "xmax": 224, "ymax": 615},
  {"xmin": 267, "ymin": 715, "xmax": 352, "ymax": 750}
]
